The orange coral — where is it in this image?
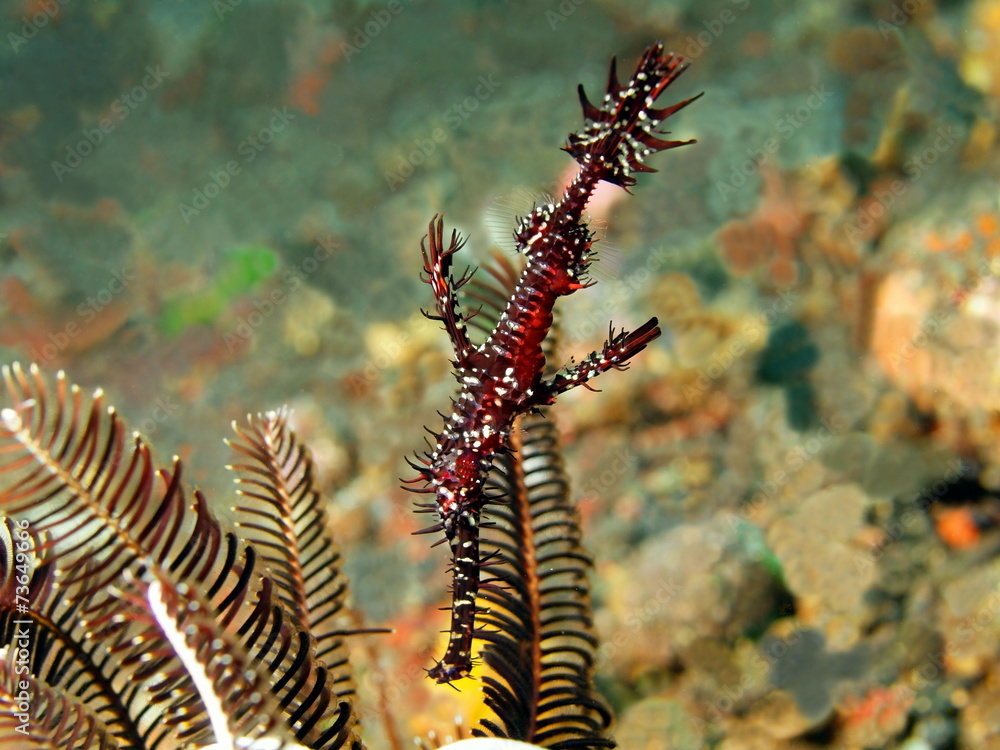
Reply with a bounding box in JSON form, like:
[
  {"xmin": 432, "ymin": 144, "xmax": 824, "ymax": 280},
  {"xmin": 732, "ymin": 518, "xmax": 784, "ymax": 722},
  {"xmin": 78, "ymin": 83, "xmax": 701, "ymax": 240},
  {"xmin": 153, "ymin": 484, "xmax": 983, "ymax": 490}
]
[
  {"xmin": 839, "ymin": 686, "xmax": 914, "ymax": 747},
  {"xmin": 717, "ymin": 165, "xmax": 811, "ymax": 286},
  {"xmin": 936, "ymin": 507, "xmax": 981, "ymax": 549},
  {"xmin": 921, "ymin": 210, "xmax": 1000, "ymax": 256},
  {"xmin": 287, "ymin": 36, "xmax": 343, "ymax": 116}
]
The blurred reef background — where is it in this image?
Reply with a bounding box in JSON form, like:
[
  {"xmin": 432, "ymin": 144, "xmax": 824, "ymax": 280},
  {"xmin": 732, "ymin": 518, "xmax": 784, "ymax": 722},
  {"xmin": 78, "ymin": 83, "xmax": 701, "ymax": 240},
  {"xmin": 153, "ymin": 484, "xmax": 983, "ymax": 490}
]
[{"xmin": 3, "ymin": 0, "xmax": 1000, "ymax": 748}]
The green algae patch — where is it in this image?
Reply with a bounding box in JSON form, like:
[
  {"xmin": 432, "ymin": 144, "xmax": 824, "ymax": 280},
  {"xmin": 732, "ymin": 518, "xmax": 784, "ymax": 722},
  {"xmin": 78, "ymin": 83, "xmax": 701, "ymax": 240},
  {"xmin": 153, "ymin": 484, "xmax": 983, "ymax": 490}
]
[{"xmin": 158, "ymin": 244, "xmax": 279, "ymax": 336}]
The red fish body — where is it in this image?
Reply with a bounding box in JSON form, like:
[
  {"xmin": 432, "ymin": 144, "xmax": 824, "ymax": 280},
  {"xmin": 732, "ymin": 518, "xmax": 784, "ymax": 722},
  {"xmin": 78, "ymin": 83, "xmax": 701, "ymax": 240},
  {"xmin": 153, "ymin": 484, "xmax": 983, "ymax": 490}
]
[{"xmin": 406, "ymin": 43, "xmax": 701, "ymax": 683}]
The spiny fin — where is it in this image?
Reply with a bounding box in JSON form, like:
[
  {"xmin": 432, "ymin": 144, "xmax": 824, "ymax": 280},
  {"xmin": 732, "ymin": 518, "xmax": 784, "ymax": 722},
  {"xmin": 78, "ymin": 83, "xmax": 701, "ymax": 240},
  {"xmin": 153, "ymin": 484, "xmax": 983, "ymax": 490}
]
[{"xmin": 564, "ymin": 42, "xmax": 702, "ymax": 188}]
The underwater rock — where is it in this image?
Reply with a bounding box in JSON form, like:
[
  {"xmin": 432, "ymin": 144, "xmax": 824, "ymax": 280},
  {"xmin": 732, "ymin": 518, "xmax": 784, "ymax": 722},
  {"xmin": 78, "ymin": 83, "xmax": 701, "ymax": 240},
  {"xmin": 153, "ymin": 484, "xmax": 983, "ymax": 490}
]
[
  {"xmin": 868, "ymin": 199, "xmax": 1000, "ymax": 471},
  {"xmin": 837, "ymin": 684, "xmax": 915, "ymax": 749},
  {"xmin": 960, "ymin": 667, "xmax": 1000, "ymax": 748},
  {"xmin": 600, "ymin": 512, "xmax": 781, "ymax": 678},
  {"xmin": 767, "ymin": 483, "xmax": 877, "ymax": 644},
  {"xmin": 939, "ymin": 557, "xmax": 1000, "ymax": 679},
  {"xmin": 615, "ymin": 697, "xmax": 705, "ymax": 750},
  {"xmin": 768, "ymin": 627, "xmax": 868, "ymax": 723},
  {"xmin": 745, "ymin": 688, "xmax": 826, "ymax": 741},
  {"xmin": 756, "ymin": 319, "xmax": 820, "ymax": 430}
]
